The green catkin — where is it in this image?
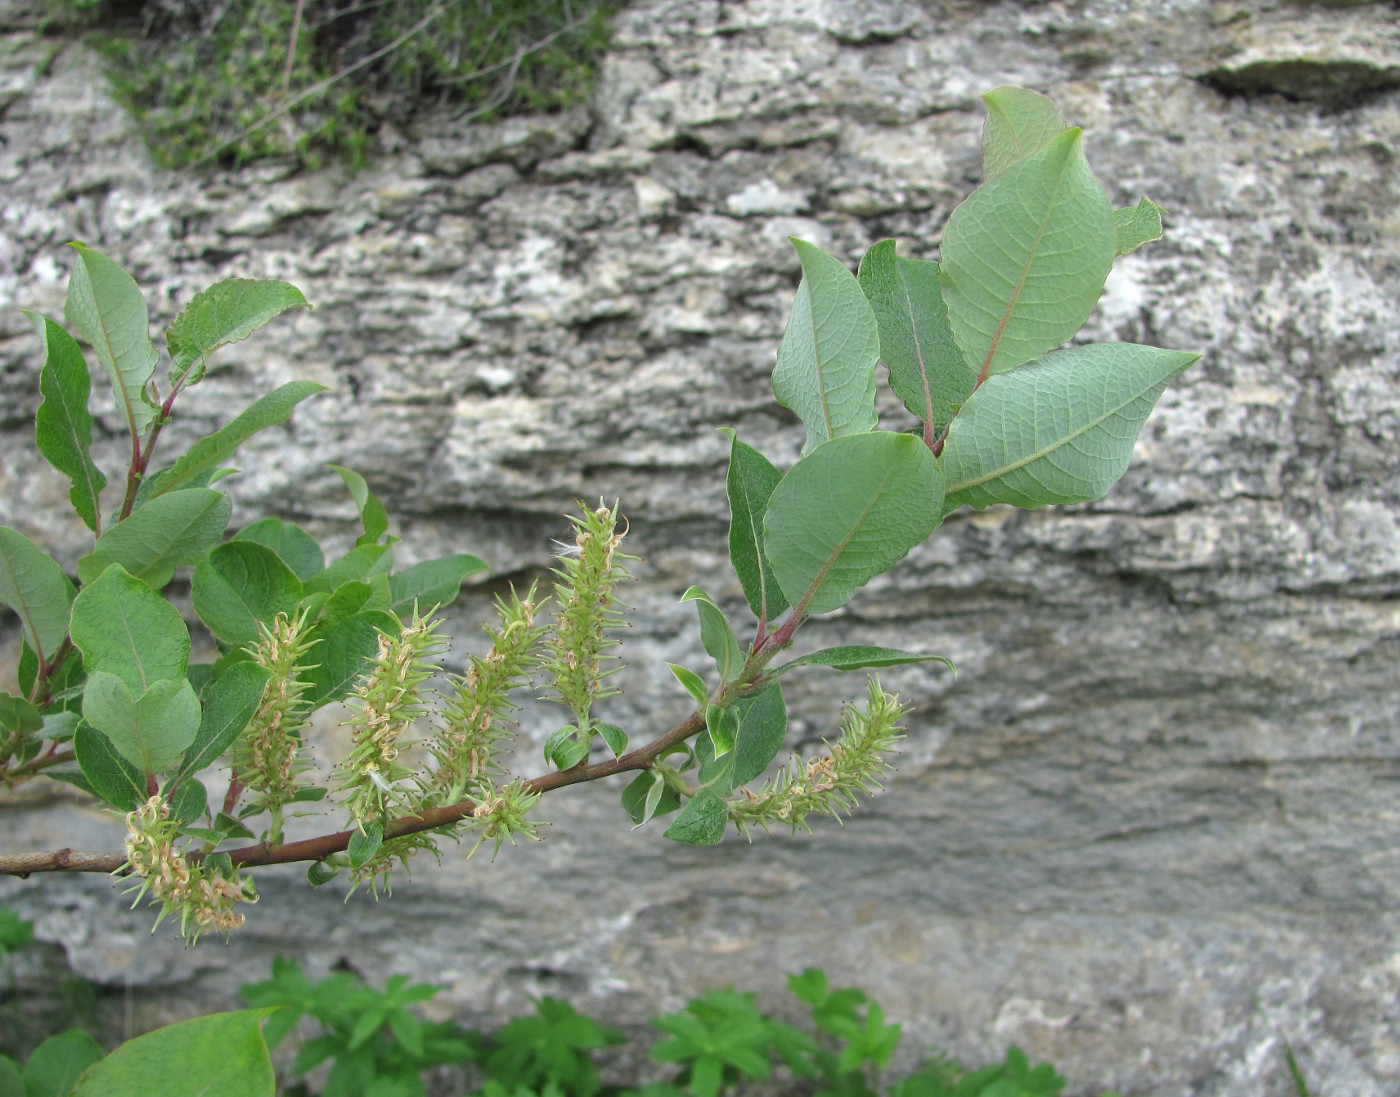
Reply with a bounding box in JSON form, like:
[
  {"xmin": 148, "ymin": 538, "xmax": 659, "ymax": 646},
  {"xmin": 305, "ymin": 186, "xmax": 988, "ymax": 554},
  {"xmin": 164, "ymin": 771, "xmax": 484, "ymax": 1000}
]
[
  {"xmin": 730, "ymin": 676, "xmax": 907, "ymax": 835},
  {"xmin": 235, "ymin": 610, "xmax": 318, "ymax": 832},
  {"xmin": 336, "ymin": 611, "xmax": 447, "ymax": 828},
  {"xmin": 122, "ymin": 796, "xmax": 257, "ymax": 945},
  {"xmin": 540, "ymin": 501, "xmax": 634, "ymax": 741},
  {"xmin": 428, "ymin": 583, "xmax": 548, "ymax": 806}
]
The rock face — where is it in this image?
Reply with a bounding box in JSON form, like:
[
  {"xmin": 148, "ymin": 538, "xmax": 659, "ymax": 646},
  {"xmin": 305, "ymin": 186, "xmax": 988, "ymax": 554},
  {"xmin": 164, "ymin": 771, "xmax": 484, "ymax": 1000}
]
[{"xmin": 2, "ymin": 0, "xmax": 1399, "ymax": 1093}]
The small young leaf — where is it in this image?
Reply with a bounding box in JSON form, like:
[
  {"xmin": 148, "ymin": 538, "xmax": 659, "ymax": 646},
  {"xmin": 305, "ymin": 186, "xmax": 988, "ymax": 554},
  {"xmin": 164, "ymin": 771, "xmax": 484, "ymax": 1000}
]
[
  {"xmin": 144, "ymin": 382, "xmax": 327, "ymax": 499},
  {"xmin": 328, "ymin": 465, "xmax": 390, "ymax": 546},
  {"xmin": 0, "ymin": 693, "xmax": 42, "ymax": 744},
  {"xmin": 28, "ymin": 312, "xmax": 106, "ymax": 533},
  {"xmin": 771, "ymin": 647, "xmax": 954, "ymax": 676},
  {"xmin": 78, "ymin": 488, "xmax": 232, "ymax": 589},
  {"xmin": 82, "ymin": 671, "xmax": 201, "ymax": 776},
  {"xmin": 166, "ymin": 278, "xmax": 310, "ymax": 387},
  {"xmin": 234, "ymin": 518, "xmax": 325, "ymax": 580},
  {"xmin": 668, "ymin": 664, "xmax": 710, "ymax": 710},
  {"xmin": 940, "ymin": 128, "xmax": 1115, "ymax": 379},
  {"xmin": 856, "ymin": 241, "xmax": 971, "ymax": 439},
  {"xmin": 720, "ymin": 429, "xmax": 788, "ymax": 621},
  {"xmin": 388, "ymin": 554, "xmax": 488, "ymax": 615},
  {"xmin": 63, "ymin": 243, "xmax": 159, "ymax": 443},
  {"xmin": 167, "ymin": 776, "xmax": 208, "ymax": 825},
  {"xmin": 545, "ymin": 728, "xmax": 589, "ymax": 771},
  {"xmin": 663, "ymin": 788, "xmax": 728, "ymax": 846},
  {"xmin": 0, "ymin": 527, "xmax": 74, "ymax": 669},
  {"xmin": 980, "ymin": 85, "xmax": 1067, "ymax": 178},
  {"xmin": 681, "ymin": 586, "xmax": 744, "ymax": 683},
  {"xmin": 597, "ymin": 723, "xmax": 628, "ymax": 759},
  {"xmin": 621, "ymin": 772, "xmax": 680, "ymax": 825},
  {"xmin": 73, "ymin": 722, "xmax": 145, "ymax": 810},
  {"xmin": 192, "ymin": 541, "xmax": 304, "ymax": 647},
  {"xmin": 71, "ymin": 1009, "xmax": 277, "ymax": 1097},
  {"xmin": 772, "ymin": 239, "xmax": 880, "ymax": 455},
  {"xmin": 70, "ymin": 565, "xmax": 190, "ymax": 693},
  {"xmin": 705, "ymin": 705, "xmax": 736, "ymax": 760},
  {"xmin": 177, "ymin": 661, "xmax": 274, "ymax": 779},
  {"xmin": 347, "ymin": 821, "xmax": 384, "ymax": 870},
  {"xmin": 307, "ymin": 861, "xmax": 339, "ymax": 887},
  {"xmin": 1113, "ymin": 197, "xmax": 1166, "ymax": 257},
  {"xmin": 763, "ymin": 433, "xmax": 943, "ymax": 616},
  {"xmin": 941, "ymin": 343, "xmax": 1201, "ymax": 511},
  {"xmin": 22, "ymin": 1029, "xmax": 104, "ymax": 1097}
]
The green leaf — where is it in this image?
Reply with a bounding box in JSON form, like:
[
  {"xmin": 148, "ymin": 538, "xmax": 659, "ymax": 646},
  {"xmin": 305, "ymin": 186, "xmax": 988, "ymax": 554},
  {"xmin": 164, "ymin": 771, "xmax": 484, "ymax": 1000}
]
[
  {"xmin": 301, "ymin": 610, "xmax": 398, "ymax": 706},
  {"xmin": 234, "ymin": 518, "xmax": 325, "ymax": 580},
  {"xmin": 705, "ymin": 705, "xmax": 736, "ymax": 760},
  {"xmin": 940, "ymin": 128, "xmax": 1115, "ymax": 379},
  {"xmin": 347, "ymin": 821, "xmax": 383, "ymax": 870},
  {"xmin": 71, "ymin": 1010, "xmax": 277, "ymax": 1097},
  {"xmin": 389, "ymin": 554, "xmax": 488, "ymax": 615},
  {"xmin": 980, "ymin": 85, "xmax": 1067, "ymax": 178},
  {"xmin": 82, "ymin": 671, "xmax": 200, "ymax": 775},
  {"xmin": 763, "ymin": 432, "xmax": 943, "ymax": 616},
  {"xmin": 597, "ymin": 722, "xmax": 628, "ymax": 758},
  {"xmin": 856, "ymin": 241, "xmax": 971, "ymax": 439},
  {"xmin": 22, "ymin": 1029, "xmax": 103, "ymax": 1097},
  {"xmin": 78, "ymin": 489, "xmax": 232, "ymax": 589},
  {"xmin": 729, "ymin": 683, "xmax": 788, "ymax": 787},
  {"xmin": 668, "ymin": 664, "xmax": 709, "ymax": 709},
  {"xmin": 0, "ymin": 1055, "xmax": 20, "ymax": 1097},
  {"xmin": 941, "ymin": 343, "xmax": 1200, "ymax": 511},
  {"xmin": 166, "ymin": 278, "xmax": 310, "ymax": 388},
  {"xmin": 0, "ymin": 693, "xmax": 42, "ymax": 746},
  {"xmin": 772, "ymin": 239, "xmax": 879, "ymax": 455},
  {"xmin": 663, "ymin": 788, "xmax": 728, "ymax": 846},
  {"xmin": 544, "ymin": 725, "xmax": 589, "ymax": 770},
  {"xmin": 772, "ymin": 646, "xmax": 954, "ymax": 676},
  {"xmin": 73, "ymin": 722, "xmax": 145, "ymax": 810},
  {"xmin": 192, "ymin": 541, "xmax": 304, "ymax": 647},
  {"xmin": 621, "ymin": 772, "xmax": 680, "ymax": 825},
  {"xmin": 304, "ymin": 543, "xmax": 393, "ymax": 595},
  {"xmin": 1113, "ymin": 197, "xmax": 1165, "ymax": 257},
  {"xmin": 28, "ymin": 313, "xmax": 107, "ymax": 533},
  {"xmin": 70, "ymin": 565, "xmax": 190, "ymax": 693},
  {"xmin": 680, "ymin": 586, "xmax": 744, "ymax": 683},
  {"xmin": 178, "ymin": 661, "xmax": 273, "ymax": 778},
  {"xmin": 317, "ymin": 581, "xmax": 373, "ymax": 625},
  {"xmin": 720, "ymin": 429, "xmax": 788, "ymax": 621},
  {"xmin": 693, "ymin": 684, "xmax": 788, "ymax": 794},
  {"xmin": 63, "ymin": 243, "xmax": 159, "ymax": 442},
  {"xmin": 144, "ymin": 382, "xmax": 327, "ymax": 499},
  {"xmin": 328, "ymin": 465, "xmax": 390, "ymax": 547},
  {"xmin": 307, "ymin": 861, "xmax": 338, "ymax": 887},
  {"xmin": 168, "ymin": 776, "xmax": 207, "ymax": 825},
  {"xmin": 0, "ymin": 528, "xmax": 74, "ymax": 668}
]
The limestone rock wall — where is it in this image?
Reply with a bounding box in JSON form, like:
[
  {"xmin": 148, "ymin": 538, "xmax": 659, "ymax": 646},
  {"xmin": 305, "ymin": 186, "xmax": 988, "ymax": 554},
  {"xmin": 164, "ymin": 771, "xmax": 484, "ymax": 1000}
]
[{"xmin": 1, "ymin": 1, "xmax": 1398, "ymax": 1093}]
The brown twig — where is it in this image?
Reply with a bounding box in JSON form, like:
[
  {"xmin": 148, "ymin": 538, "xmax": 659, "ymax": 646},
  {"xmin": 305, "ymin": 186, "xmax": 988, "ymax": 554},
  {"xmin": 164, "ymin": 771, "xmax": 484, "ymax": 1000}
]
[{"xmin": 0, "ymin": 710, "xmax": 706, "ymax": 877}]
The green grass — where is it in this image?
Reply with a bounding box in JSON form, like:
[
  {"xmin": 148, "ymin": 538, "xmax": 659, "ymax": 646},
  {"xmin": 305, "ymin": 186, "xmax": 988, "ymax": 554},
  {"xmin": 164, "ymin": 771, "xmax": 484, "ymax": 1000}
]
[{"xmin": 59, "ymin": 0, "xmax": 619, "ymax": 169}]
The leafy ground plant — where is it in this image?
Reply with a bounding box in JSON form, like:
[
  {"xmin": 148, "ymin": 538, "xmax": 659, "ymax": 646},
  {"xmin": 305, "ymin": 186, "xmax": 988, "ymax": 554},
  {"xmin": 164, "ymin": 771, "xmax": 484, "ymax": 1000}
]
[
  {"xmin": 0, "ymin": 87, "xmax": 1197, "ymax": 950},
  {"xmin": 59, "ymin": 0, "xmax": 619, "ymax": 168}
]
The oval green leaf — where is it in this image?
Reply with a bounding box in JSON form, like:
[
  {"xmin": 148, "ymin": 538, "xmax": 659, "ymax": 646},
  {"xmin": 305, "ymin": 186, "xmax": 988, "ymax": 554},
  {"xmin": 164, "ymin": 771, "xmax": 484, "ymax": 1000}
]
[
  {"xmin": 78, "ymin": 488, "xmax": 232, "ymax": 589},
  {"xmin": 70, "ymin": 565, "xmax": 190, "ymax": 693},
  {"xmin": 941, "ymin": 342, "xmax": 1201, "ymax": 511},
  {"xmin": 166, "ymin": 278, "xmax": 310, "ymax": 388},
  {"xmin": 940, "ymin": 128, "xmax": 1115, "ymax": 379},
  {"xmin": 192, "ymin": 541, "xmax": 304, "ymax": 647},
  {"xmin": 980, "ymin": 85, "xmax": 1067, "ymax": 178},
  {"xmin": 681, "ymin": 586, "xmax": 744, "ymax": 684},
  {"xmin": 0, "ymin": 527, "xmax": 74, "ymax": 668},
  {"xmin": 71, "ymin": 1010, "xmax": 276, "ymax": 1097},
  {"xmin": 82, "ymin": 671, "xmax": 201, "ymax": 775},
  {"xmin": 234, "ymin": 518, "xmax": 325, "ymax": 580},
  {"xmin": 389, "ymin": 554, "xmax": 488, "ymax": 615},
  {"xmin": 772, "ymin": 239, "xmax": 879, "ymax": 455},
  {"xmin": 763, "ymin": 432, "xmax": 943, "ymax": 616},
  {"xmin": 28, "ymin": 312, "xmax": 106, "ymax": 534},
  {"xmin": 663, "ymin": 788, "xmax": 728, "ymax": 846},
  {"xmin": 721, "ymin": 429, "xmax": 788, "ymax": 621}
]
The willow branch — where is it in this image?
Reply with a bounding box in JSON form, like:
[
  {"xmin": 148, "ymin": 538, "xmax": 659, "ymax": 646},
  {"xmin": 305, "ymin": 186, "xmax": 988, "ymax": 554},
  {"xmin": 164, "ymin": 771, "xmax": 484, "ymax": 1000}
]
[{"xmin": 0, "ymin": 709, "xmax": 706, "ymax": 878}]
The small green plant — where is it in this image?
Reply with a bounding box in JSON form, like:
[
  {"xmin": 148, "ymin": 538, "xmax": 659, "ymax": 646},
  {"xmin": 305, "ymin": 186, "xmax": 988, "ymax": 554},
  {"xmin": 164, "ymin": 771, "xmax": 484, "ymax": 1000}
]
[
  {"xmin": 60, "ymin": 0, "xmax": 619, "ymax": 167},
  {"xmin": 0, "ymin": 87, "xmax": 1197, "ymax": 959},
  {"xmin": 240, "ymin": 956, "xmax": 479, "ymax": 1096}
]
